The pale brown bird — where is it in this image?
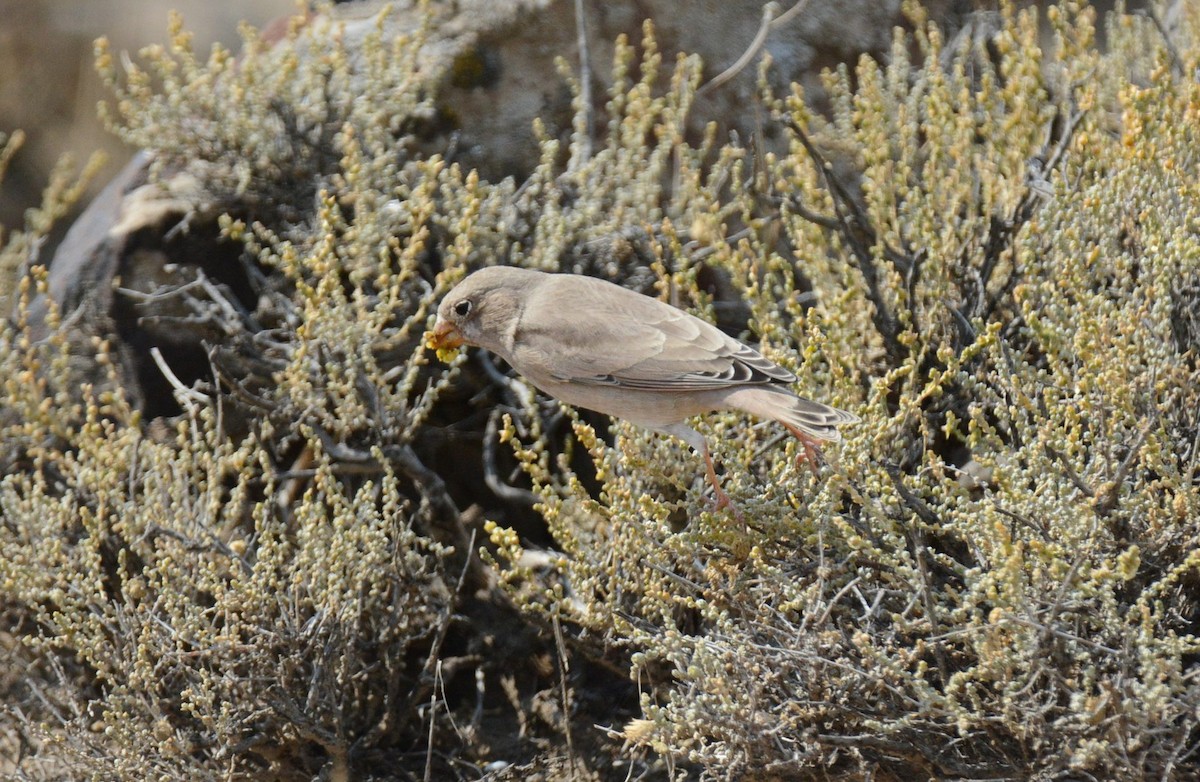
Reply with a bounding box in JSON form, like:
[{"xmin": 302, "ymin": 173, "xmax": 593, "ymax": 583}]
[{"xmin": 427, "ymin": 266, "xmax": 858, "ymax": 512}]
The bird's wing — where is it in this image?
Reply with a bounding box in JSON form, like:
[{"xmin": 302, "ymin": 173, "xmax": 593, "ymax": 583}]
[{"xmin": 514, "ymin": 275, "xmax": 795, "ymax": 391}]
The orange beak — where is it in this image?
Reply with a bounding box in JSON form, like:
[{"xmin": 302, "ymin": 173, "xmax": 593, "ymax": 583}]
[{"xmin": 428, "ymin": 319, "xmax": 465, "ymax": 350}]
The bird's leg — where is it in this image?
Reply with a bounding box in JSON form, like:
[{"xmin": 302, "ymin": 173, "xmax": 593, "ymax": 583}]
[
  {"xmin": 655, "ymin": 423, "xmax": 744, "ymax": 522},
  {"xmin": 781, "ymin": 423, "xmax": 824, "ymax": 473},
  {"xmin": 700, "ymin": 440, "xmax": 744, "ymax": 522}
]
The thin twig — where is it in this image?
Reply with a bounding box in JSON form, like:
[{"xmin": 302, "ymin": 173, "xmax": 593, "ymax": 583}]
[
  {"xmin": 384, "ymin": 442, "xmax": 491, "ymax": 591},
  {"xmin": 971, "ymin": 106, "xmax": 1087, "ymax": 324},
  {"xmin": 1094, "ymin": 423, "xmax": 1150, "ymax": 518},
  {"xmin": 1035, "ymin": 516, "xmax": 1099, "ymax": 655},
  {"xmin": 211, "ymin": 357, "xmax": 273, "ymax": 410},
  {"xmin": 811, "ymin": 576, "xmax": 862, "ymax": 629},
  {"xmin": 994, "ymin": 505, "xmax": 1048, "ymax": 540},
  {"xmin": 1135, "ymin": 7, "xmax": 1184, "ymax": 75},
  {"xmin": 392, "ymin": 529, "xmax": 477, "ymax": 744},
  {"xmin": 1009, "ymin": 616, "xmax": 1118, "ymax": 655},
  {"xmin": 207, "ymin": 345, "xmax": 224, "ymax": 444},
  {"xmin": 1044, "ymin": 444, "xmax": 1096, "ymax": 497},
  {"xmin": 484, "ymin": 409, "xmax": 541, "ymax": 506},
  {"xmin": 698, "ymin": 1, "xmax": 813, "ymax": 98},
  {"xmin": 552, "ymin": 611, "xmax": 577, "ymax": 779},
  {"xmin": 885, "ymin": 464, "xmax": 952, "ymax": 684},
  {"xmin": 698, "ymin": 2, "xmax": 780, "ymax": 97},
  {"xmin": 1183, "ymin": 416, "xmax": 1200, "ymax": 488},
  {"xmin": 571, "ymin": 0, "xmax": 593, "ymax": 166},
  {"xmin": 784, "ymin": 117, "xmax": 909, "ymax": 362},
  {"xmin": 780, "ymin": 196, "xmax": 841, "ymax": 231},
  {"xmin": 424, "ymin": 666, "xmax": 438, "ymax": 782},
  {"xmin": 116, "ymin": 277, "xmax": 206, "ymax": 302},
  {"xmin": 150, "ymin": 346, "xmax": 209, "ymax": 406}
]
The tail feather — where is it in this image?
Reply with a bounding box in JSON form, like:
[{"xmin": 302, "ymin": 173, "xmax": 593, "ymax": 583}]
[{"xmin": 722, "ymin": 387, "xmax": 859, "ymax": 442}]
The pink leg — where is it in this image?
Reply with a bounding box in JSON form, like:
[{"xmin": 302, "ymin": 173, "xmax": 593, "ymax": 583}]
[
  {"xmin": 700, "ymin": 441, "xmax": 744, "ymax": 522},
  {"xmin": 781, "ymin": 424, "xmax": 824, "ymax": 473},
  {"xmin": 656, "ymin": 423, "xmax": 745, "ymax": 523}
]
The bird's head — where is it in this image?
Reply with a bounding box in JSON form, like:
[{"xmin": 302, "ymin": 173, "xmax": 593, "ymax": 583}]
[{"xmin": 427, "ymin": 266, "xmax": 543, "ymax": 359}]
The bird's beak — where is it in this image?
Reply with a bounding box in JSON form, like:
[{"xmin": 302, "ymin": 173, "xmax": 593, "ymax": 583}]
[{"xmin": 427, "ymin": 319, "xmax": 465, "ymax": 350}]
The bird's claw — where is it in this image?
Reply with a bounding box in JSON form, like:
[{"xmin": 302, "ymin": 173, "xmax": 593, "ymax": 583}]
[
  {"xmin": 699, "ymin": 443, "xmax": 745, "ymax": 524},
  {"xmin": 709, "ymin": 488, "xmax": 745, "ymax": 524},
  {"xmin": 783, "ymin": 424, "xmax": 825, "ymax": 474}
]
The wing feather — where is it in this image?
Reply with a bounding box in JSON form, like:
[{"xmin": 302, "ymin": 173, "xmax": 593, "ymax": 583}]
[{"xmin": 515, "ymin": 275, "xmax": 795, "ymax": 391}]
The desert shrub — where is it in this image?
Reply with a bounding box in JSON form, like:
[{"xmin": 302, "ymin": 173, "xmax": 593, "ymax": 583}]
[
  {"xmin": 0, "ymin": 132, "xmax": 104, "ymax": 312},
  {"xmin": 1, "ymin": 10, "xmax": 511, "ymax": 781},
  {"xmin": 491, "ymin": 3, "xmax": 1200, "ymax": 779},
  {"xmin": 0, "ymin": 172, "xmax": 467, "ymax": 780},
  {"xmin": 1, "ymin": 1, "xmax": 1198, "ymax": 781}
]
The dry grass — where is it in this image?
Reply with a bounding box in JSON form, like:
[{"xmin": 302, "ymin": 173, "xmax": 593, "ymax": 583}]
[{"xmin": 2, "ymin": 2, "xmax": 1199, "ymax": 780}]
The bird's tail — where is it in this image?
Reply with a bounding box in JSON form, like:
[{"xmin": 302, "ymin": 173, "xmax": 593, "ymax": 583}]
[{"xmin": 723, "ymin": 386, "xmax": 859, "ymax": 442}]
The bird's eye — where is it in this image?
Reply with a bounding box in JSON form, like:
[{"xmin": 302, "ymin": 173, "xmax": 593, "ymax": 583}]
[{"xmin": 454, "ymin": 299, "xmax": 472, "ymax": 317}]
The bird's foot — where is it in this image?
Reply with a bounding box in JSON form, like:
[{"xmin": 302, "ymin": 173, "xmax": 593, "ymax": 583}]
[
  {"xmin": 783, "ymin": 424, "xmax": 825, "ymax": 474},
  {"xmin": 709, "ymin": 487, "xmax": 745, "ymax": 523},
  {"xmin": 698, "ymin": 445, "xmax": 745, "ymax": 524}
]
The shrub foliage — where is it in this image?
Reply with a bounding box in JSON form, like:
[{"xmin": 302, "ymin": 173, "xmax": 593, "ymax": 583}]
[{"xmin": 2, "ymin": 2, "xmax": 1199, "ymax": 780}]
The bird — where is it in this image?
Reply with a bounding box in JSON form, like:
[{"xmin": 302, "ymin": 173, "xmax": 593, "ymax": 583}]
[{"xmin": 426, "ymin": 266, "xmax": 858, "ymax": 514}]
